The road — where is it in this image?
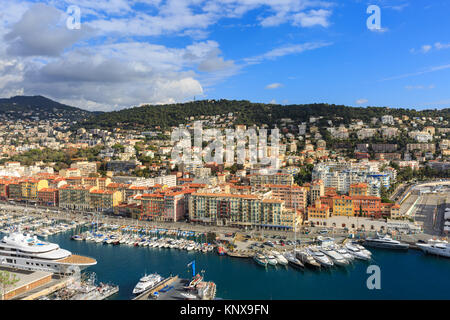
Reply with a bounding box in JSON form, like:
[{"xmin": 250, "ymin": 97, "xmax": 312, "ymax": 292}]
[{"xmin": 410, "ymin": 194, "xmax": 446, "ymax": 236}]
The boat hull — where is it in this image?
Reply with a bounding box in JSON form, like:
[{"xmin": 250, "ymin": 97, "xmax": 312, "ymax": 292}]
[{"xmin": 363, "ymin": 241, "xmax": 409, "ymax": 250}]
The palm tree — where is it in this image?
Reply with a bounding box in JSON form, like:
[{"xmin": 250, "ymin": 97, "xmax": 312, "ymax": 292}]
[{"xmin": 0, "ymin": 270, "xmax": 19, "ymax": 300}]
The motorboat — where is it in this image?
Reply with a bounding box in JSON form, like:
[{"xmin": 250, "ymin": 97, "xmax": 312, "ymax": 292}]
[
  {"xmin": 271, "ymin": 250, "xmax": 288, "ymax": 265},
  {"xmin": 264, "ymin": 253, "xmax": 278, "ymax": 266},
  {"xmin": 364, "ymin": 233, "xmax": 409, "ymax": 250},
  {"xmin": 132, "ymin": 273, "xmax": 164, "ymax": 295},
  {"xmin": 307, "ymin": 247, "xmax": 334, "ymax": 267},
  {"xmin": 344, "ymin": 243, "xmax": 371, "ymax": 260},
  {"xmin": 253, "ymin": 252, "xmax": 268, "ymax": 267},
  {"xmin": 295, "ymin": 249, "xmax": 320, "ymax": 269},
  {"xmin": 416, "ymin": 239, "xmax": 450, "ymax": 258},
  {"xmin": 284, "ymin": 252, "xmax": 304, "ymax": 269},
  {"xmin": 319, "ymin": 246, "xmax": 349, "ymax": 266}
]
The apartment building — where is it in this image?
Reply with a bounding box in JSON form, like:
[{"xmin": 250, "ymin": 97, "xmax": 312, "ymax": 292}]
[
  {"xmin": 310, "ymin": 179, "xmax": 325, "ymax": 204},
  {"xmin": 37, "ymin": 188, "xmax": 59, "ymax": 206},
  {"xmin": 21, "ymin": 179, "xmax": 49, "ymax": 200},
  {"xmin": 264, "ymin": 184, "xmax": 307, "ymax": 211},
  {"xmin": 70, "ymin": 161, "xmax": 97, "ymax": 177},
  {"xmin": 307, "ymin": 199, "xmax": 330, "ymax": 220},
  {"xmin": 249, "ymin": 173, "xmax": 294, "ymax": 187},
  {"xmin": 189, "ymin": 192, "xmax": 300, "ymax": 230},
  {"xmin": 59, "ymin": 185, "xmax": 96, "ymax": 210},
  {"xmin": 349, "ymin": 183, "xmax": 368, "ymax": 196},
  {"xmin": 139, "ymin": 189, "xmax": 192, "ymax": 222},
  {"xmin": 332, "ymin": 195, "xmax": 354, "ymax": 217},
  {"xmin": 89, "ymin": 190, "xmax": 122, "ymax": 211}
]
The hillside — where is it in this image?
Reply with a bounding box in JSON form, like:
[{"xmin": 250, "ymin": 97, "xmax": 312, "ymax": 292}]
[
  {"xmin": 0, "ymin": 95, "xmax": 93, "ymax": 121},
  {"xmin": 79, "ymin": 99, "xmax": 450, "ymax": 130}
]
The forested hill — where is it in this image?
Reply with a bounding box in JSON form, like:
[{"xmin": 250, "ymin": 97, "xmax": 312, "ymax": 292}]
[
  {"xmin": 79, "ymin": 99, "xmax": 450, "ymax": 130},
  {"xmin": 0, "ymin": 95, "xmax": 94, "ymax": 121}
]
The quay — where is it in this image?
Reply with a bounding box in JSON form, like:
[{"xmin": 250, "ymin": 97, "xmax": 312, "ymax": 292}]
[
  {"xmin": 0, "ymin": 266, "xmax": 75, "ymax": 300},
  {"xmin": 133, "ymin": 276, "xmax": 180, "ymax": 300},
  {"xmin": 133, "ymin": 275, "xmax": 216, "ymax": 300}
]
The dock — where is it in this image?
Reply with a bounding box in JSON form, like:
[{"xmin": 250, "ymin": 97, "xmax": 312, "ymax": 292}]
[
  {"xmin": 133, "ymin": 275, "xmax": 216, "ymax": 300},
  {"xmin": 133, "ymin": 276, "xmax": 180, "ymax": 300}
]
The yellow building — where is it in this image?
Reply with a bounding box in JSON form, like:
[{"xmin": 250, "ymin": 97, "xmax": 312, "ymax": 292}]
[
  {"xmin": 307, "ymin": 199, "xmax": 330, "ymax": 220},
  {"xmin": 89, "ymin": 190, "xmax": 122, "ymax": 210},
  {"xmin": 21, "ymin": 179, "xmax": 49, "ymax": 200},
  {"xmin": 332, "ymin": 195, "xmax": 354, "ymax": 216},
  {"xmin": 349, "ymin": 183, "xmax": 368, "ymax": 196}
]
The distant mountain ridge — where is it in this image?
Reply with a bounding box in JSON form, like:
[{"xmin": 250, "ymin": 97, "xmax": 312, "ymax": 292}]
[
  {"xmin": 1, "ymin": 96, "xmax": 449, "ymax": 130},
  {"xmin": 0, "ymin": 95, "xmax": 94, "ymax": 121}
]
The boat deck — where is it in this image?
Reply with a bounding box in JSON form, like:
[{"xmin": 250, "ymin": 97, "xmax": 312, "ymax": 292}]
[{"xmin": 56, "ymin": 254, "xmax": 97, "ymax": 265}]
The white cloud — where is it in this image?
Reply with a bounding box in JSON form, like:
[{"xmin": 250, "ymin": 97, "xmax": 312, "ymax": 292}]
[
  {"xmin": 356, "ymin": 99, "xmax": 368, "ymax": 105},
  {"xmin": 405, "ymin": 84, "xmax": 434, "ymax": 90},
  {"xmin": 292, "ymin": 9, "xmax": 331, "ymax": 28},
  {"xmin": 383, "ymin": 3, "xmax": 409, "ymax": 11},
  {"xmin": 381, "ymin": 63, "xmax": 450, "ymax": 81},
  {"xmin": 265, "ymin": 83, "xmax": 283, "ymax": 89},
  {"xmin": 0, "ymin": 0, "xmax": 335, "ymax": 110},
  {"xmin": 420, "ymin": 45, "xmax": 432, "ymax": 53},
  {"xmin": 245, "ymin": 41, "xmax": 332, "ymax": 65},
  {"xmin": 4, "ymin": 3, "xmax": 92, "ymax": 57},
  {"xmin": 435, "ymin": 42, "xmax": 450, "ymax": 50}
]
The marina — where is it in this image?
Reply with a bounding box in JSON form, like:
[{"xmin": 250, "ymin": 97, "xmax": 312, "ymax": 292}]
[{"xmin": 1, "ymin": 209, "xmax": 450, "ymax": 300}]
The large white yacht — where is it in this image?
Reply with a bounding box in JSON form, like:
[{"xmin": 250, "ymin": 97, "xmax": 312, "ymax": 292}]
[
  {"xmin": 319, "ymin": 246, "xmax": 349, "ymax": 266},
  {"xmin": 132, "ymin": 273, "xmax": 164, "ymax": 295},
  {"xmin": 416, "ymin": 239, "xmax": 450, "ymax": 258},
  {"xmin": 0, "ymin": 232, "xmax": 97, "ymax": 274},
  {"xmin": 364, "ymin": 233, "xmax": 409, "ymax": 250}
]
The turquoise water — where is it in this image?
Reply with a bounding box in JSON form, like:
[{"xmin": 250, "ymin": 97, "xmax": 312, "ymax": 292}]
[{"xmin": 46, "ymin": 231, "xmax": 450, "ymax": 300}]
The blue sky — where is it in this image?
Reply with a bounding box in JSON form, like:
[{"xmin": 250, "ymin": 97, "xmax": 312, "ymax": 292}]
[{"xmin": 0, "ymin": 0, "xmax": 449, "ymax": 111}]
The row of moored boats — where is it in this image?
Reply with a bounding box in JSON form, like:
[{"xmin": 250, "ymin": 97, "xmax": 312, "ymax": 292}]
[
  {"xmin": 253, "ymin": 242, "xmax": 372, "ymax": 269},
  {"xmin": 72, "ymin": 231, "xmax": 215, "ymax": 252}
]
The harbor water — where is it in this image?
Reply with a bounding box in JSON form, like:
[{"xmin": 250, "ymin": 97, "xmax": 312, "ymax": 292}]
[{"xmin": 44, "ymin": 230, "xmax": 450, "ymax": 300}]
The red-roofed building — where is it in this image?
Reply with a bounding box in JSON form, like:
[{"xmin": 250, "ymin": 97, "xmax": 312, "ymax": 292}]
[
  {"xmin": 307, "ymin": 199, "xmax": 330, "ymax": 220},
  {"xmin": 139, "ymin": 189, "xmax": 194, "ymax": 222},
  {"xmin": 38, "ymin": 188, "xmax": 59, "ymax": 206},
  {"xmin": 352, "ymin": 195, "xmax": 381, "ymax": 218}
]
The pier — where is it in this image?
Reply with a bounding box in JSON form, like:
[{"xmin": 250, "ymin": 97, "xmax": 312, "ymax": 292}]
[{"xmin": 133, "ymin": 276, "xmax": 179, "ymax": 300}]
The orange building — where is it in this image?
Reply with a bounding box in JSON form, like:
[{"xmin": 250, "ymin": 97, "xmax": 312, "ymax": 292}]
[
  {"xmin": 264, "ymin": 184, "xmax": 307, "ymax": 210},
  {"xmin": 307, "ymin": 199, "xmax": 330, "ymax": 220},
  {"xmin": 38, "ymin": 188, "xmax": 59, "ymax": 206},
  {"xmin": 351, "ymin": 195, "xmax": 381, "ymax": 218},
  {"xmin": 349, "ymin": 183, "xmax": 368, "ymax": 196}
]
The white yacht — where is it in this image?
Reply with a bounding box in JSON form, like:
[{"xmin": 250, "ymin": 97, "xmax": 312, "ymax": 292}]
[
  {"xmin": 416, "ymin": 239, "xmax": 450, "ymax": 258},
  {"xmin": 333, "ymin": 245, "xmax": 354, "ymax": 262},
  {"xmin": 344, "ymin": 243, "xmax": 371, "ymax": 260},
  {"xmin": 132, "ymin": 273, "xmax": 164, "ymax": 295},
  {"xmin": 0, "ymin": 232, "xmax": 97, "ymax": 274},
  {"xmin": 364, "ymin": 233, "xmax": 409, "ymax": 250},
  {"xmin": 319, "ymin": 246, "xmax": 349, "ymax": 266},
  {"xmin": 354, "ymin": 243, "xmax": 372, "ymax": 258},
  {"xmin": 264, "ymin": 253, "xmax": 278, "ymax": 266},
  {"xmin": 271, "ymin": 250, "xmax": 288, "ymax": 265},
  {"xmin": 307, "ymin": 247, "xmax": 334, "ymax": 267}
]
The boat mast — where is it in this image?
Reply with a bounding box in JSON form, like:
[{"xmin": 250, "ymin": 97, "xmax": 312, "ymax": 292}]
[{"xmin": 294, "ymin": 203, "xmax": 297, "ymax": 252}]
